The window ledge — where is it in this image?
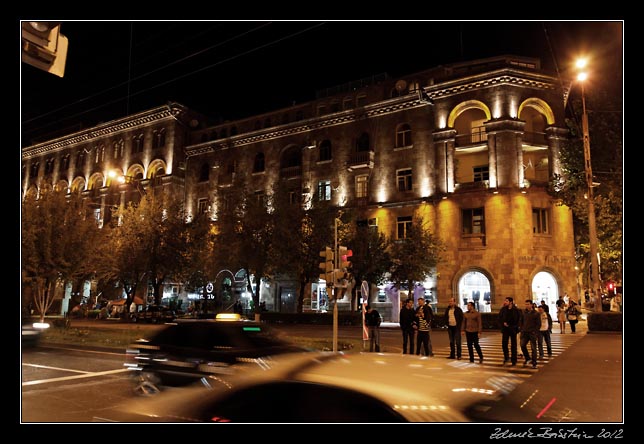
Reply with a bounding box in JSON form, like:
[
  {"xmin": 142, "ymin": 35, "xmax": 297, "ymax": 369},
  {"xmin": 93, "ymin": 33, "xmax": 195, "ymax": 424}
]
[{"xmin": 393, "ymin": 144, "xmax": 413, "ymax": 152}]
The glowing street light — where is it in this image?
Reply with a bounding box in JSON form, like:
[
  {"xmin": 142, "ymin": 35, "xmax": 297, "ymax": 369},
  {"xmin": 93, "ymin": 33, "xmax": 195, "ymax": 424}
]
[{"xmin": 575, "ymin": 58, "xmax": 602, "ymax": 312}]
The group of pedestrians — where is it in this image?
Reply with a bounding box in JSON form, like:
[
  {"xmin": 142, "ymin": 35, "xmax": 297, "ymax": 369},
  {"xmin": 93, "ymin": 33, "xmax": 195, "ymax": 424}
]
[
  {"xmin": 397, "ymin": 297, "xmax": 435, "ymax": 356},
  {"xmin": 397, "ymin": 296, "xmax": 484, "ymax": 363},
  {"xmin": 555, "ymin": 296, "xmax": 581, "ymax": 334},
  {"xmin": 393, "ymin": 294, "xmax": 579, "ymax": 369}
]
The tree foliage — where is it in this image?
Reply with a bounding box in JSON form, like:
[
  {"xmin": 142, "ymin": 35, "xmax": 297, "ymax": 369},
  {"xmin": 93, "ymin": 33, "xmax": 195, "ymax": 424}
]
[
  {"xmin": 388, "ymin": 216, "xmax": 444, "ymax": 293},
  {"xmin": 550, "ymin": 87, "xmax": 623, "ymax": 285},
  {"xmin": 21, "ymin": 189, "xmax": 102, "ymax": 321}
]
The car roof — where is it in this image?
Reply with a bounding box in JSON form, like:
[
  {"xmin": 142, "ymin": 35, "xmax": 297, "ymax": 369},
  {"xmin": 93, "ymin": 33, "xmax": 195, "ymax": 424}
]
[{"xmin": 123, "ymin": 352, "xmax": 511, "ymax": 422}]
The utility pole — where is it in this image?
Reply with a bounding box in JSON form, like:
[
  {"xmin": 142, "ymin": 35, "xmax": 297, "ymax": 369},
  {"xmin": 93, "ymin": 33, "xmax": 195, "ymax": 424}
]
[{"xmin": 576, "ymin": 59, "xmax": 602, "ymax": 312}]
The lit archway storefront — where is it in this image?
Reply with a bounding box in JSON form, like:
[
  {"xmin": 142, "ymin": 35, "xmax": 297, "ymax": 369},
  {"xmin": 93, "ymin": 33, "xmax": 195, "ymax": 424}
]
[
  {"xmin": 531, "ymin": 271, "xmax": 559, "ymax": 314},
  {"xmin": 457, "ymin": 271, "xmax": 492, "ymax": 313}
]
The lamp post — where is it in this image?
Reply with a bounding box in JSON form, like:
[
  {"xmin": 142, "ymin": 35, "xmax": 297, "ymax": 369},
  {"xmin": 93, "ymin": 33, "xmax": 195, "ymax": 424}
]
[{"xmin": 576, "ymin": 58, "xmax": 601, "ymax": 312}]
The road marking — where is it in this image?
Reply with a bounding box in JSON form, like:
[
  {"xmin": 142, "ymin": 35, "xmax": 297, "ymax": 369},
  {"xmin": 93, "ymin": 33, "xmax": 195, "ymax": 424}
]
[
  {"xmin": 22, "ymin": 368, "xmax": 129, "ymax": 387},
  {"xmin": 536, "ymin": 397, "xmax": 557, "ymax": 418},
  {"xmin": 22, "ymin": 363, "xmax": 90, "ymax": 374},
  {"xmin": 38, "ymin": 345, "xmax": 125, "ymax": 357}
]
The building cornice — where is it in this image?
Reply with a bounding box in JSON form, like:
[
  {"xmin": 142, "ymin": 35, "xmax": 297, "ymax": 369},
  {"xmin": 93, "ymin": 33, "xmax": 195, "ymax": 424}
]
[
  {"xmin": 185, "ymin": 96, "xmax": 430, "ymax": 157},
  {"xmin": 22, "ymin": 103, "xmax": 188, "ymax": 160},
  {"xmin": 425, "ymin": 69, "xmax": 558, "ymax": 100}
]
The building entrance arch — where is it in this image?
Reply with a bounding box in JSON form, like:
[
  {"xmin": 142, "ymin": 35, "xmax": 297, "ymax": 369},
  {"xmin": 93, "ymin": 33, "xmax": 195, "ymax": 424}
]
[
  {"xmin": 457, "ymin": 270, "xmax": 491, "ymax": 313},
  {"xmin": 531, "ymin": 271, "xmax": 559, "ymax": 314}
]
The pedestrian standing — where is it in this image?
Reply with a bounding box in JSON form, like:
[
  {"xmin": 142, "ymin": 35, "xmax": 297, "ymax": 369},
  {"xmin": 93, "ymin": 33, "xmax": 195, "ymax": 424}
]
[
  {"xmin": 556, "ymin": 298, "xmax": 567, "ymax": 334},
  {"xmin": 415, "ymin": 309, "xmax": 431, "ymax": 356},
  {"xmin": 566, "ymin": 301, "xmax": 581, "ymax": 333},
  {"xmin": 537, "ymin": 305, "xmax": 553, "ymax": 358},
  {"xmin": 462, "ymin": 302, "xmax": 483, "ymax": 363},
  {"xmin": 498, "ymin": 297, "xmax": 521, "ymax": 366},
  {"xmin": 399, "ymin": 299, "xmax": 416, "ymax": 354},
  {"xmin": 416, "ymin": 297, "xmax": 434, "ymax": 356},
  {"xmin": 443, "ymin": 297, "xmax": 463, "ymax": 359},
  {"xmin": 365, "ymin": 305, "xmax": 382, "ymax": 352},
  {"xmin": 520, "ymin": 299, "xmax": 540, "ymax": 369}
]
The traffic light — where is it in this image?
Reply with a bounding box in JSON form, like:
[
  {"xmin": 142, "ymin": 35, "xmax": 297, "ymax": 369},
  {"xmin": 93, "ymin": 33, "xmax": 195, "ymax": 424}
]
[
  {"xmin": 337, "ymin": 246, "xmax": 353, "ymax": 270},
  {"xmin": 607, "ymin": 282, "xmax": 615, "ymax": 296},
  {"xmin": 319, "ymin": 247, "xmax": 334, "ymax": 283},
  {"xmin": 22, "ymin": 21, "xmax": 68, "ymax": 78}
]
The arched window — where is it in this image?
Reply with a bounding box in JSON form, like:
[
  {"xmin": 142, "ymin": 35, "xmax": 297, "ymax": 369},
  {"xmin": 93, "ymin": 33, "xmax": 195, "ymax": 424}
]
[
  {"xmin": 253, "ymin": 153, "xmax": 265, "ymax": 173},
  {"xmin": 153, "ymin": 129, "xmax": 166, "ymax": 149},
  {"xmin": 319, "ymin": 140, "xmax": 332, "ymax": 162},
  {"xmin": 45, "ymin": 157, "xmax": 55, "ymax": 174},
  {"xmin": 95, "ymin": 145, "xmax": 105, "ymax": 164},
  {"xmin": 113, "ymin": 139, "xmax": 124, "ymax": 159},
  {"xmin": 76, "ymin": 151, "xmax": 85, "ymax": 170},
  {"xmin": 356, "ymin": 132, "xmax": 370, "ymax": 152},
  {"xmin": 132, "ymin": 134, "xmax": 144, "ymax": 154},
  {"xmin": 395, "ymin": 124, "xmax": 412, "ymax": 148},
  {"xmin": 199, "ymin": 163, "xmax": 210, "ymax": 182}
]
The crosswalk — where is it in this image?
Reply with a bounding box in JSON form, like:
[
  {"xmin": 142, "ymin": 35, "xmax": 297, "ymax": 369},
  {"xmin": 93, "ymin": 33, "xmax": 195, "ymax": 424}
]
[{"xmin": 429, "ymin": 331, "xmax": 586, "ymax": 382}]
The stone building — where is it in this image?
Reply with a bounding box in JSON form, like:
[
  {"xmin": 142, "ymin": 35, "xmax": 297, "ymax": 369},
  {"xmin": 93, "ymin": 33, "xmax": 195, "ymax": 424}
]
[{"xmin": 22, "ymin": 55, "xmax": 576, "ymax": 319}]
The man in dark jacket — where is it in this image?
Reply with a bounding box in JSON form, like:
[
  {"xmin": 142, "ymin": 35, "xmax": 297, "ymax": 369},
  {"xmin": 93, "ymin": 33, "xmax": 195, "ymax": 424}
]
[
  {"xmin": 442, "ymin": 297, "xmax": 464, "ymax": 359},
  {"xmin": 519, "ymin": 299, "xmax": 541, "ymax": 369},
  {"xmin": 498, "ymin": 297, "xmax": 521, "ymax": 366},
  {"xmin": 365, "ymin": 305, "xmax": 382, "ymax": 352},
  {"xmin": 399, "ymin": 299, "xmax": 416, "ymax": 354}
]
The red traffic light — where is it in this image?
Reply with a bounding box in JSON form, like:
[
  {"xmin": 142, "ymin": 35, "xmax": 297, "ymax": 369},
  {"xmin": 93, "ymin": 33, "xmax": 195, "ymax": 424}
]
[{"xmin": 341, "ymin": 249, "xmax": 353, "ymax": 261}]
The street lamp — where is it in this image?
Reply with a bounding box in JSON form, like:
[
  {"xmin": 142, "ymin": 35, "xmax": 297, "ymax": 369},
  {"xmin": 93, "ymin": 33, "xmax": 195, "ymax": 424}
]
[{"xmin": 575, "ymin": 58, "xmax": 602, "ymax": 312}]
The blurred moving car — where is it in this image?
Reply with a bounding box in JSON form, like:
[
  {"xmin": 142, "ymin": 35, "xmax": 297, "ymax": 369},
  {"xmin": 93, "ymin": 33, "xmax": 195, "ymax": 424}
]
[
  {"xmin": 125, "ymin": 317, "xmax": 307, "ymax": 394},
  {"xmin": 115, "ymin": 352, "xmax": 511, "ymax": 422},
  {"xmin": 130, "ymin": 305, "xmax": 175, "ymax": 323},
  {"xmin": 21, "ymin": 319, "xmax": 48, "ymax": 347}
]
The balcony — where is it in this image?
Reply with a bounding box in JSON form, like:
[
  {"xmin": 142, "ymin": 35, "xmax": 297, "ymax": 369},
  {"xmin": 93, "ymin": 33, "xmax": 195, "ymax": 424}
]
[
  {"xmin": 280, "ymin": 165, "xmax": 302, "ymax": 179},
  {"xmin": 347, "ymin": 151, "xmax": 374, "ymax": 171},
  {"xmin": 455, "ymin": 126, "xmax": 488, "ymax": 148},
  {"xmin": 522, "ymin": 131, "xmax": 547, "ymax": 147},
  {"xmin": 454, "ymin": 180, "xmax": 489, "ymax": 191}
]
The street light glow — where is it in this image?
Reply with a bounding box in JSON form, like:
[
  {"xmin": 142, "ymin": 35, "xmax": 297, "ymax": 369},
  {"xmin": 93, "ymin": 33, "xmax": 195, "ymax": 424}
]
[
  {"xmin": 575, "ymin": 58, "xmax": 588, "ymax": 70},
  {"xmin": 577, "ymin": 72, "xmax": 588, "ymax": 82}
]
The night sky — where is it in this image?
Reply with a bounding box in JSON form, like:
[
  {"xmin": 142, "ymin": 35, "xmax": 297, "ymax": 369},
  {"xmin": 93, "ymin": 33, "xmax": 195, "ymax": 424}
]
[{"xmin": 20, "ymin": 20, "xmax": 623, "ymax": 146}]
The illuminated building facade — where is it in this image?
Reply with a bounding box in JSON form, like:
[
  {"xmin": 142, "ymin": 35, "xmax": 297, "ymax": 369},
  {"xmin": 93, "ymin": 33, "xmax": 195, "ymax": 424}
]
[{"xmin": 22, "ymin": 55, "xmax": 576, "ymax": 318}]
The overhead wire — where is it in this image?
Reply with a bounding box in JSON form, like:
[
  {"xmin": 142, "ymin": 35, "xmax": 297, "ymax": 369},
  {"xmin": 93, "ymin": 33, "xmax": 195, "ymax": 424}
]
[{"xmin": 22, "ymin": 21, "xmax": 276, "ymax": 128}]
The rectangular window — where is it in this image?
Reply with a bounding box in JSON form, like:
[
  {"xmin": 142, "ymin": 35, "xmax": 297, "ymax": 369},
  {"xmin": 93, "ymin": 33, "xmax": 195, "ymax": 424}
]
[
  {"xmin": 318, "ymin": 180, "xmax": 331, "ymax": 201},
  {"xmin": 289, "ymin": 191, "xmax": 299, "ymax": 205},
  {"xmin": 470, "ymin": 120, "xmax": 488, "ymax": 143},
  {"xmin": 356, "ymin": 94, "xmax": 367, "ymax": 107},
  {"xmin": 532, "ymin": 208, "xmax": 550, "ymax": 234},
  {"xmin": 397, "ymin": 168, "xmax": 412, "ymax": 192},
  {"xmin": 473, "ymin": 165, "xmax": 489, "ymax": 182},
  {"xmin": 343, "ymin": 97, "xmax": 354, "ymax": 110},
  {"xmin": 197, "ymin": 198, "xmax": 209, "ymax": 214},
  {"xmin": 462, "ymin": 208, "xmax": 485, "ymax": 235},
  {"xmin": 397, "ymin": 216, "xmax": 412, "ymax": 239},
  {"xmin": 355, "ymin": 175, "xmax": 368, "ymax": 198}
]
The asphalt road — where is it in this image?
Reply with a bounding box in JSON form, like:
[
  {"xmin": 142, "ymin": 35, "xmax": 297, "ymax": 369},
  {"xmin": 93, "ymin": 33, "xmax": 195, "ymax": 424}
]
[{"xmin": 21, "ymin": 320, "xmax": 622, "ymax": 424}]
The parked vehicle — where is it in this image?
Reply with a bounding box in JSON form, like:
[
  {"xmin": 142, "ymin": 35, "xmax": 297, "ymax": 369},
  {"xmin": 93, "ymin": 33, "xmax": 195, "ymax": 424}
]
[
  {"xmin": 125, "ymin": 318, "xmax": 308, "ymax": 394},
  {"xmin": 130, "ymin": 305, "xmax": 175, "ymax": 324}
]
